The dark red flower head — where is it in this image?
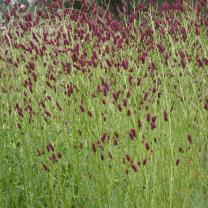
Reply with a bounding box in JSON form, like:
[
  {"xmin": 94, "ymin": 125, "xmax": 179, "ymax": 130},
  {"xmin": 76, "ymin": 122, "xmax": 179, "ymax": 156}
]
[
  {"xmin": 129, "ymin": 128, "xmax": 137, "ymax": 139},
  {"xmin": 187, "ymin": 134, "xmax": 192, "ymax": 144},
  {"xmin": 176, "ymin": 159, "xmax": 180, "ymax": 166},
  {"xmin": 163, "ymin": 110, "xmax": 168, "ymax": 122},
  {"xmin": 146, "ymin": 112, "xmax": 151, "ymax": 122}
]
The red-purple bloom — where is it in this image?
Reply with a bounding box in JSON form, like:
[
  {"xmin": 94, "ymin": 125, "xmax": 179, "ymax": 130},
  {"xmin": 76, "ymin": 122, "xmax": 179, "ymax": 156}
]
[
  {"xmin": 47, "ymin": 143, "xmax": 54, "ymax": 152},
  {"xmin": 127, "ymin": 109, "xmax": 131, "ymax": 116},
  {"xmin": 138, "ymin": 52, "xmax": 148, "ymax": 64},
  {"xmin": 117, "ymin": 38, "xmax": 123, "ymax": 49},
  {"xmin": 129, "ymin": 128, "xmax": 137, "ymax": 139},
  {"xmin": 146, "ymin": 112, "xmax": 151, "ymax": 122},
  {"xmin": 136, "ymin": 2, "xmax": 145, "ymax": 12},
  {"xmin": 161, "ymin": 1, "xmax": 170, "ymax": 12},
  {"xmin": 143, "ymin": 158, "xmax": 147, "ymax": 166},
  {"xmin": 92, "ymin": 143, "xmax": 96, "ymax": 153},
  {"xmin": 164, "ymin": 110, "xmax": 168, "ymax": 122},
  {"xmin": 126, "ymin": 154, "xmax": 131, "ymax": 162},
  {"xmin": 152, "ymin": 86, "xmax": 157, "ymax": 94},
  {"xmin": 112, "ymin": 91, "xmax": 120, "ymax": 101},
  {"xmin": 120, "ymin": 58, "xmax": 128, "ymax": 70},
  {"xmin": 157, "ymin": 43, "xmax": 166, "ymax": 53},
  {"xmin": 49, "ymin": 154, "xmax": 58, "ymax": 163},
  {"xmin": 143, "ymin": 92, "xmax": 148, "ymax": 101},
  {"xmin": 138, "ymin": 120, "xmax": 142, "ymax": 129},
  {"xmin": 145, "ymin": 143, "xmax": 151, "ymax": 151},
  {"xmin": 126, "ymin": 91, "xmax": 131, "ymax": 98},
  {"xmin": 27, "ymin": 61, "xmax": 35, "ymax": 71},
  {"xmin": 151, "ymin": 116, "xmax": 157, "ymax": 123},
  {"xmin": 80, "ymin": 105, "xmax": 85, "ymax": 113},
  {"xmin": 113, "ymin": 138, "xmax": 118, "ymax": 146},
  {"xmin": 44, "ymin": 111, "xmax": 51, "ymax": 118},
  {"xmin": 203, "ymin": 58, "xmax": 208, "ymax": 65},
  {"xmin": 130, "ymin": 162, "xmax": 138, "ymax": 172},
  {"xmin": 137, "ymin": 160, "xmax": 142, "ymax": 166},
  {"xmin": 151, "ymin": 122, "xmax": 156, "ymax": 130},
  {"xmin": 88, "ymin": 111, "xmax": 93, "ymax": 117},
  {"xmin": 66, "ymin": 84, "xmax": 73, "ymax": 97},
  {"xmin": 42, "ymin": 163, "xmax": 50, "ymax": 172},
  {"xmin": 204, "ymin": 99, "xmax": 208, "ymax": 111},
  {"xmin": 187, "ymin": 134, "xmax": 192, "ymax": 144},
  {"xmin": 57, "ymin": 153, "xmax": 62, "ymax": 159},
  {"xmin": 101, "ymin": 133, "xmax": 108, "ymax": 143},
  {"xmin": 56, "ymin": 101, "xmax": 62, "ymax": 111},
  {"xmin": 123, "ymin": 99, "xmax": 127, "ymax": 107},
  {"xmin": 196, "ymin": 58, "xmax": 203, "ymax": 67},
  {"xmin": 137, "ymin": 78, "xmax": 142, "ymax": 86},
  {"xmin": 23, "ymin": 13, "xmax": 32, "ymax": 22},
  {"xmin": 100, "ymin": 154, "xmax": 104, "ymax": 161},
  {"xmin": 176, "ymin": 159, "xmax": 180, "ymax": 166},
  {"xmin": 36, "ymin": 148, "xmax": 43, "ymax": 156},
  {"xmin": 118, "ymin": 104, "xmax": 122, "ymax": 112},
  {"xmin": 179, "ymin": 147, "xmax": 184, "ymax": 153},
  {"xmin": 4, "ymin": 0, "xmax": 11, "ymax": 6}
]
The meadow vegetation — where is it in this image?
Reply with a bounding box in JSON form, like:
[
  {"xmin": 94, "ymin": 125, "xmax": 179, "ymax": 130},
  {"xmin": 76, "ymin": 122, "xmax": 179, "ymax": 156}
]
[{"xmin": 0, "ymin": 0, "xmax": 208, "ymax": 207}]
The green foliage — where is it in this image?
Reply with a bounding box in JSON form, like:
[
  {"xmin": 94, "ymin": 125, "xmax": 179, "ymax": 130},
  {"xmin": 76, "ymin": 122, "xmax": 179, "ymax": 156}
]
[{"xmin": 0, "ymin": 1, "xmax": 208, "ymax": 207}]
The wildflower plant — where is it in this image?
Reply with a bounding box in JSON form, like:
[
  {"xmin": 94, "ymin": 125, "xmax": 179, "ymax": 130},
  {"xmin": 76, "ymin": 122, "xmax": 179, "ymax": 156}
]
[{"xmin": 0, "ymin": 0, "xmax": 208, "ymax": 207}]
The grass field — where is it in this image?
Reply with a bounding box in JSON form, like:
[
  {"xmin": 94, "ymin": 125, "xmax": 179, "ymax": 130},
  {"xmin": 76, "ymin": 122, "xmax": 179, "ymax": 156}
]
[{"xmin": 0, "ymin": 1, "xmax": 208, "ymax": 207}]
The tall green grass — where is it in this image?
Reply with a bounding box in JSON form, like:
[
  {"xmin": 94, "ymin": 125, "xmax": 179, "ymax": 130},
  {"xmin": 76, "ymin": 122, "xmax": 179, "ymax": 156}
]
[{"xmin": 0, "ymin": 1, "xmax": 208, "ymax": 207}]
